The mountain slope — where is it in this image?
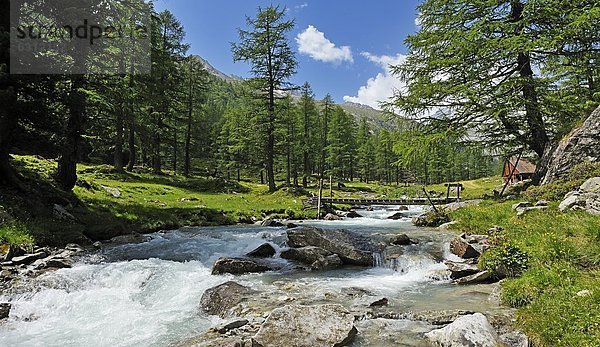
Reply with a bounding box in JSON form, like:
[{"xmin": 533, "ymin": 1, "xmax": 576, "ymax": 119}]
[
  {"xmin": 196, "ymin": 55, "xmax": 394, "ymax": 129},
  {"xmin": 194, "ymin": 55, "xmax": 241, "ymax": 83}
]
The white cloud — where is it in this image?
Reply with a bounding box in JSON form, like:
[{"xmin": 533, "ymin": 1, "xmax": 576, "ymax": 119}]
[
  {"xmin": 296, "ymin": 25, "xmax": 353, "ymax": 64},
  {"xmin": 343, "ymin": 52, "xmax": 407, "ymax": 110},
  {"xmin": 295, "ymin": 2, "xmax": 308, "ymax": 10}
]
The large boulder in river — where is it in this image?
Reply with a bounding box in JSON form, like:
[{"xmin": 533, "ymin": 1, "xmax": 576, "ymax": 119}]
[
  {"xmin": 445, "ymin": 261, "xmax": 480, "ymax": 280},
  {"xmin": 541, "ymin": 106, "xmax": 600, "ymax": 184},
  {"xmin": 211, "ymin": 257, "xmax": 273, "ymax": 275},
  {"xmin": 281, "ymin": 247, "xmax": 342, "ymax": 271},
  {"xmin": 252, "ymin": 305, "xmax": 357, "ymax": 347},
  {"xmin": 387, "ymin": 212, "xmax": 409, "ymax": 220},
  {"xmin": 246, "ymin": 243, "xmax": 276, "ymax": 258},
  {"xmin": 286, "ymin": 227, "xmax": 381, "ymax": 266},
  {"xmin": 412, "ymin": 211, "xmax": 451, "ymax": 227},
  {"xmin": 200, "ymin": 281, "xmax": 254, "ymax": 317},
  {"xmin": 281, "ymin": 246, "xmax": 333, "ymax": 264},
  {"xmin": 389, "ymin": 234, "xmax": 417, "ymax": 246},
  {"xmin": 425, "ymin": 313, "xmax": 502, "ymax": 347}
]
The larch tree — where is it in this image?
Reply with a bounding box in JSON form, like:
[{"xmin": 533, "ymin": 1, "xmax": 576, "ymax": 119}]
[
  {"xmin": 231, "ymin": 5, "xmax": 297, "ymax": 192},
  {"xmin": 388, "ymin": 0, "xmax": 599, "ymax": 160}
]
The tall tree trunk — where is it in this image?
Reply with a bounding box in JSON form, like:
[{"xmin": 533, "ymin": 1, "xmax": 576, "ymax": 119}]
[
  {"xmin": 152, "ymin": 108, "xmax": 162, "ymax": 174},
  {"xmin": 286, "ymin": 136, "xmax": 291, "ymax": 186},
  {"xmin": 114, "ymin": 101, "xmax": 124, "ymax": 172},
  {"xmin": 126, "ymin": 64, "xmax": 136, "ymax": 171},
  {"xmin": 265, "ymin": 22, "xmax": 277, "ymax": 193},
  {"xmin": 184, "ymin": 72, "xmax": 193, "ymax": 177},
  {"xmin": 266, "ymin": 107, "xmax": 276, "ymax": 191},
  {"xmin": 511, "ymin": 0, "xmax": 548, "ymax": 157},
  {"xmin": 57, "ymin": 75, "xmax": 85, "ymax": 191},
  {"xmin": 172, "ymin": 129, "xmax": 177, "ymax": 174},
  {"xmin": 127, "ymin": 120, "xmax": 136, "ymax": 171}
]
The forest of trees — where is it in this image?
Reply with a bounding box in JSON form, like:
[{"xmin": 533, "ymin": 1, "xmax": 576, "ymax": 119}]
[
  {"xmin": 1, "ymin": 2, "xmax": 537, "ymax": 195},
  {"xmin": 389, "ymin": 0, "xmax": 599, "ymax": 178}
]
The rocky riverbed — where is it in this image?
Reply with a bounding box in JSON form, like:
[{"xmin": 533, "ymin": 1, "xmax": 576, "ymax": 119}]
[{"xmin": 0, "ymin": 206, "xmax": 527, "ymax": 347}]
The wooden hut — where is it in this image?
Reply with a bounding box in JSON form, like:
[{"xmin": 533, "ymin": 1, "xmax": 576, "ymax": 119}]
[{"xmin": 502, "ymin": 157, "xmax": 536, "ymax": 185}]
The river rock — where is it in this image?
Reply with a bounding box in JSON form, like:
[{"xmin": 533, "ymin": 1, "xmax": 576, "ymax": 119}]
[
  {"xmin": 65, "ymin": 243, "xmax": 85, "ymax": 253},
  {"xmin": 286, "ymin": 227, "xmax": 381, "ymax": 266},
  {"xmin": 214, "ymin": 319, "xmax": 250, "ymax": 334},
  {"xmin": 323, "ymin": 213, "xmax": 342, "ymax": 221},
  {"xmin": 425, "ymin": 313, "xmax": 501, "ymax": 347},
  {"xmin": 387, "ymin": 212, "xmax": 408, "ymax": 220},
  {"xmin": 410, "ymin": 310, "xmax": 476, "ymax": 325},
  {"xmin": 200, "ymin": 281, "xmax": 255, "ymax": 317},
  {"xmin": 11, "ymin": 252, "xmax": 48, "ymax": 266},
  {"xmin": 2, "ymin": 245, "xmax": 25, "ymax": 262},
  {"xmin": 261, "ymin": 219, "xmax": 283, "ymax": 227},
  {"xmin": 541, "ymin": 106, "xmax": 600, "ymax": 184},
  {"xmin": 0, "ymin": 303, "xmax": 10, "ymax": 319},
  {"xmin": 310, "ymin": 254, "xmax": 342, "ymax": 271},
  {"xmin": 281, "ymin": 246, "xmax": 333, "ymax": 264},
  {"xmin": 445, "ymin": 261, "xmax": 480, "ymax": 280},
  {"xmin": 110, "ymin": 233, "xmax": 149, "ymax": 245},
  {"xmin": 345, "ymin": 210, "xmax": 363, "ymax": 218},
  {"xmin": 389, "ymin": 234, "xmax": 417, "ymax": 246},
  {"xmin": 450, "ymin": 238, "xmax": 481, "ymax": 259},
  {"xmin": 211, "ymin": 257, "xmax": 272, "ymax": 275},
  {"xmin": 412, "ymin": 211, "xmax": 450, "ymax": 227},
  {"xmin": 43, "ymin": 257, "xmax": 73, "ymax": 269},
  {"xmin": 369, "ymin": 297, "xmax": 389, "ymax": 307},
  {"xmin": 453, "ymin": 270, "xmax": 493, "ymax": 285},
  {"xmin": 0, "ymin": 269, "xmax": 14, "ymax": 282},
  {"xmin": 246, "ymin": 243, "xmax": 276, "ymax": 258},
  {"xmin": 252, "ymin": 304, "xmax": 357, "ymax": 347}
]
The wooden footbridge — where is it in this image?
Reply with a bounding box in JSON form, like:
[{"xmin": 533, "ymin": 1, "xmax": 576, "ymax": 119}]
[
  {"xmin": 302, "ymin": 196, "xmax": 459, "ymax": 208},
  {"xmin": 302, "ymin": 183, "xmax": 463, "ymax": 210}
]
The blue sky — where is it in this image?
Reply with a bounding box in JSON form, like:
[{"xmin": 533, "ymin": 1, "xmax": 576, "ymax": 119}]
[{"xmin": 155, "ymin": 0, "xmax": 421, "ymax": 108}]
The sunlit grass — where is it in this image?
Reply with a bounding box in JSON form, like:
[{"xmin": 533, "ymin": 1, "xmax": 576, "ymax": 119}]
[{"xmin": 451, "ymin": 201, "xmax": 600, "ymax": 347}]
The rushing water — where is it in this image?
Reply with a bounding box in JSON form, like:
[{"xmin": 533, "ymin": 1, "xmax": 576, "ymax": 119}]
[{"xmin": 0, "ymin": 206, "xmax": 500, "ymax": 347}]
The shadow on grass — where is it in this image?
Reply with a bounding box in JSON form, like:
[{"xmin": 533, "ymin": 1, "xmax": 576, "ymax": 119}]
[
  {"xmin": 2, "ymin": 159, "xmax": 238, "ymax": 247},
  {"xmin": 78, "ymin": 165, "xmax": 250, "ymax": 194}
]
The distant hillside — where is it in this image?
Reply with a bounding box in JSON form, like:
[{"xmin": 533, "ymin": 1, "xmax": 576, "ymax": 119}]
[
  {"xmin": 194, "ymin": 55, "xmax": 241, "ymax": 83},
  {"xmin": 194, "ymin": 54, "xmax": 395, "ymax": 129},
  {"xmin": 339, "ymin": 102, "xmax": 394, "ymax": 129}
]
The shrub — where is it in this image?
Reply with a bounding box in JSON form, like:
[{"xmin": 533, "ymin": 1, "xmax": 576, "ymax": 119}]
[{"xmin": 479, "ymin": 241, "xmax": 529, "ymax": 279}]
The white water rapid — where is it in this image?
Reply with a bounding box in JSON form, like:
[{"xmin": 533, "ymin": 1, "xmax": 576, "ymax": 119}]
[{"xmin": 0, "ymin": 206, "xmax": 499, "ymax": 347}]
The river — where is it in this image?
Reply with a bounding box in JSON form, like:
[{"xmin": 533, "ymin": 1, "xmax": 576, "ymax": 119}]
[{"xmin": 0, "ymin": 206, "xmax": 504, "ymax": 346}]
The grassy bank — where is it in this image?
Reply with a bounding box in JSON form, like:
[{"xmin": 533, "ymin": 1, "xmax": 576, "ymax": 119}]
[
  {"xmin": 0, "ymin": 155, "xmax": 500, "ymax": 249},
  {"xmin": 451, "ymin": 201, "xmax": 600, "ymax": 346}
]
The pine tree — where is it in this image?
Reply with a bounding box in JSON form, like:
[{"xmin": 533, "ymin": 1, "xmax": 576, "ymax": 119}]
[
  {"xmin": 232, "ymin": 5, "xmax": 297, "ymax": 192},
  {"xmin": 389, "ymin": 0, "xmax": 599, "ymax": 158}
]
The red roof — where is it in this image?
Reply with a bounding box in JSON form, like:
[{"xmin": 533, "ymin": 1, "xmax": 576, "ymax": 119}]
[{"xmin": 507, "ymin": 157, "xmax": 536, "ymax": 174}]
